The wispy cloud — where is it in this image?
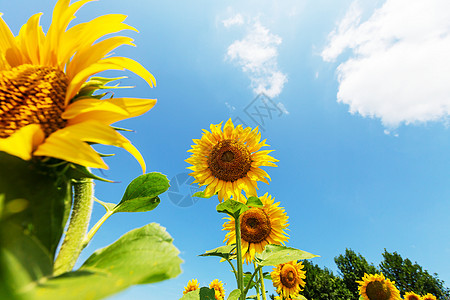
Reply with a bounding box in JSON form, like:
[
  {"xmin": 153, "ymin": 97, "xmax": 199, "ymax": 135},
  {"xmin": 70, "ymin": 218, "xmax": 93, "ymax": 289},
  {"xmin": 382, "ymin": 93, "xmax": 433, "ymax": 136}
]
[
  {"xmin": 222, "ymin": 14, "xmax": 244, "ymax": 28},
  {"xmin": 322, "ymin": 0, "xmax": 450, "ymax": 128},
  {"xmin": 224, "ymin": 18, "xmax": 287, "ymax": 98}
]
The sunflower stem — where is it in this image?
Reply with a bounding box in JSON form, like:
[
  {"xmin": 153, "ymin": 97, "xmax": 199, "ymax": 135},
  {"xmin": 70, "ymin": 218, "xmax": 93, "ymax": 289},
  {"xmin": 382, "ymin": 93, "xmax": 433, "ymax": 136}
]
[
  {"xmin": 259, "ymin": 266, "xmax": 267, "ymax": 300},
  {"xmin": 254, "ymin": 262, "xmax": 261, "ymax": 300},
  {"xmin": 54, "ymin": 178, "xmax": 94, "ymax": 276},
  {"xmin": 227, "ymin": 258, "xmax": 239, "ymax": 282},
  {"xmin": 234, "ymin": 215, "xmax": 245, "ymax": 300},
  {"xmin": 82, "ymin": 209, "xmax": 114, "ymax": 248}
]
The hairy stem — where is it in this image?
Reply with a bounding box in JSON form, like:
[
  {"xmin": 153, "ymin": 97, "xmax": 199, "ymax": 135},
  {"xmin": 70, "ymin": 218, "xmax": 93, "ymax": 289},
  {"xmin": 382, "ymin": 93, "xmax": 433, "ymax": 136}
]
[
  {"xmin": 254, "ymin": 261, "xmax": 261, "ymax": 300},
  {"xmin": 259, "ymin": 266, "xmax": 267, "ymax": 300},
  {"xmin": 54, "ymin": 178, "xmax": 94, "ymax": 275}
]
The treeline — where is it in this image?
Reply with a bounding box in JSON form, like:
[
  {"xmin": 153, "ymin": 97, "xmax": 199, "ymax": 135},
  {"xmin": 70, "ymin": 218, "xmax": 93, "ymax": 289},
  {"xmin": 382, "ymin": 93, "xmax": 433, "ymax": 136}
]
[{"xmin": 298, "ymin": 248, "xmax": 450, "ymax": 300}]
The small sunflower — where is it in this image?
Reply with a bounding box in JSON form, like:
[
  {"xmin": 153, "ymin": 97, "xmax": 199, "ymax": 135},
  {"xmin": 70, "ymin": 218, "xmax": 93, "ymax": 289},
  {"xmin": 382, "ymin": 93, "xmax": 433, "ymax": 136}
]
[
  {"xmin": 271, "ymin": 261, "xmax": 306, "ymax": 299},
  {"xmin": 223, "ymin": 193, "xmax": 289, "ymax": 263},
  {"xmin": 209, "ymin": 279, "xmax": 225, "ymax": 300},
  {"xmin": 183, "ymin": 279, "xmax": 199, "ymax": 295},
  {"xmin": 0, "ymin": 0, "xmax": 156, "ymax": 171},
  {"xmin": 357, "ymin": 273, "xmax": 401, "ymax": 300},
  {"xmin": 422, "ymin": 294, "xmax": 436, "ymax": 300},
  {"xmin": 403, "ymin": 292, "xmax": 422, "ymax": 300},
  {"xmin": 186, "ymin": 119, "xmax": 278, "ymax": 202}
]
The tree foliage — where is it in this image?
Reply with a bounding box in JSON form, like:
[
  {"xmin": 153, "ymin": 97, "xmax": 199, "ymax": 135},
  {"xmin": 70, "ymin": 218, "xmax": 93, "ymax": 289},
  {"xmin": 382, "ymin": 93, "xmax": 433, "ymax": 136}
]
[
  {"xmin": 272, "ymin": 248, "xmax": 450, "ymax": 300},
  {"xmin": 301, "ymin": 260, "xmax": 353, "ymax": 300},
  {"xmin": 334, "ymin": 248, "xmax": 379, "ymax": 299},
  {"xmin": 379, "ymin": 249, "xmax": 450, "ymax": 299}
]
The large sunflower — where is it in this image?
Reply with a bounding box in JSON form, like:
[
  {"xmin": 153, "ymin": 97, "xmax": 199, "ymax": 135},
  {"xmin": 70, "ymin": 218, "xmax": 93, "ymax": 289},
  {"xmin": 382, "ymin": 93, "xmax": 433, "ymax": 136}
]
[
  {"xmin": 209, "ymin": 279, "xmax": 225, "ymax": 300},
  {"xmin": 223, "ymin": 193, "xmax": 289, "ymax": 263},
  {"xmin": 186, "ymin": 119, "xmax": 278, "ymax": 202},
  {"xmin": 271, "ymin": 261, "xmax": 306, "ymax": 299},
  {"xmin": 357, "ymin": 273, "xmax": 401, "ymax": 300},
  {"xmin": 183, "ymin": 279, "xmax": 199, "ymax": 295},
  {"xmin": 0, "ymin": 0, "xmax": 156, "ymax": 171}
]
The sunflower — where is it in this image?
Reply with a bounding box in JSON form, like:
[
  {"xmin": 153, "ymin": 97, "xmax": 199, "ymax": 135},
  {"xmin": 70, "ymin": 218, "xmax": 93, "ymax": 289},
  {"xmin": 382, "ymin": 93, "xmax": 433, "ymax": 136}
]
[
  {"xmin": 403, "ymin": 292, "xmax": 422, "ymax": 300},
  {"xmin": 209, "ymin": 279, "xmax": 225, "ymax": 300},
  {"xmin": 357, "ymin": 273, "xmax": 401, "ymax": 300},
  {"xmin": 186, "ymin": 119, "xmax": 278, "ymax": 202},
  {"xmin": 271, "ymin": 261, "xmax": 306, "ymax": 299},
  {"xmin": 422, "ymin": 293, "xmax": 436, "ymax": 300},
  {"xmin": 183, "ymin": 279, "xmax": 199, "ymax": 295},
  {"xmin": 223, "ymin": 193, "xmax": 289, "ymax": 263},
  {"xmin": 0, "ymin": 0, "xmax": 156, "ymax": 172}
]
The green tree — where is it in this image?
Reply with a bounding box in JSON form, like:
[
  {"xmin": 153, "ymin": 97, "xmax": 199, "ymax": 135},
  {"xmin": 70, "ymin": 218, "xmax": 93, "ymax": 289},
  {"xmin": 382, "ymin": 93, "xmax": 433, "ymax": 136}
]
[
  {"xmin": 379, "ymin": 249, "xmax": 450, "ymax": 299},
  {"xmin": 301, "ymin": 260, "xmax": 353, "ymax": 300},
  {"xmin": 334, "ymin": 248, "xmax": 379, "ymax": 299}
]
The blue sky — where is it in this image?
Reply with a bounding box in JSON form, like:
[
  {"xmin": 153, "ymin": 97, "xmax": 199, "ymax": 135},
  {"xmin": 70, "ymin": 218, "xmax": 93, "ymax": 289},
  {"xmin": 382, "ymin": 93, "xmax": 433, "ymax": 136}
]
[{"xmin": 2, "ymin": 0, "xmax": 450, "ymax": 299}]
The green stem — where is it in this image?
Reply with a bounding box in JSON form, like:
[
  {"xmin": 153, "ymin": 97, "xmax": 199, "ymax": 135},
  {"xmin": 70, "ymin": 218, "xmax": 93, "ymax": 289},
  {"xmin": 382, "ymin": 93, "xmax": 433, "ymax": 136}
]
[
  {"xmin": 259, "ymin": 266, "xmax": 267, "ymax": 300},
  {"xmin": 254, "ymin": 262, "xmax": 261, "ymax": 300},
  {"xmin": 242, "ymin": 265, "xmax": 260, "ymax": 297},
  {"xmin": 234, "ymin": 216, "xmax": 244, "ymax": 300},
  {"xmin": 82, "ymin": 210, "xmax": 114, "ymax": 249},
  {"xmin": 54, "ymin": 178, "xmax": 94, "ymax": 275}
]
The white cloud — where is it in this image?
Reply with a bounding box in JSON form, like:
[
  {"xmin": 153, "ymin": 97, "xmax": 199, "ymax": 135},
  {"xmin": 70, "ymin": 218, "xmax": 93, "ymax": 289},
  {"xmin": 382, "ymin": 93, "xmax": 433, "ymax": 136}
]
[
  {"xmin": 277, "ymin": 102, "xmax": 290, "ymax": 114},
  {"xmin": 322, "ymin": 0, "xmax": 450, "ymax": 128},
  {"xmin": 222, "ymin": 14, "xmax": 244, "ymax": 28},
  {"xmin": 225, "ymin": 20, "xmax": 287, "ymax": 98}
]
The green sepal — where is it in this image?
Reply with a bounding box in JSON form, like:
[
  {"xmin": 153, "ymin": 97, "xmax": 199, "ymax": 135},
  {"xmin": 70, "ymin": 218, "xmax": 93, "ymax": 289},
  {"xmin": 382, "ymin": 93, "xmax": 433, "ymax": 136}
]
[
  {"xmin": 255, "ymin": 244, "xmax": 319, "ymax": 266},
  {"xmin": 75, "ymin": 76, "xmax": 132, "ymax": 100},
  {"xmin": 246, "ymin": 196, "xmax": 263, "ymax": 208},
  {"xmin": 199, "ymin": 245, "xmax": 236, "ymax": 260},
  {"xmin": 180, "ymin": 287, "xmax": 216, "ymax": 300},
  {"xmin": 216, "ymin": 199, "xmax": 249, "ymax": 219},
  {"xmin": 114, "ymin": 172, "xmax": 169, "ymax": 213},
  {"xmin": 65, "ymin": 164, "xmax": 115, "ymax": 183}
]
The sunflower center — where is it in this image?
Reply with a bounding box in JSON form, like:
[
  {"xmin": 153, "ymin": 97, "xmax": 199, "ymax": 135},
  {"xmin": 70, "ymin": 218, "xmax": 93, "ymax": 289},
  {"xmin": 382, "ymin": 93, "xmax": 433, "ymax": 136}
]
[
  {"xmin": 280, "ymin": 264, "xmax": 298, "ymax": 288},
  {"xmin": 407, "ymin": 296, "xmax": 420, "ymax": 300},
  {"xmin": 0, "ymin": 64, "xmax": 68, "ymax": 138},
  {"xmin": 240, "ymin": 207, "xmax": 271, "ymax": 243},
  {"xmin": 366, "ymin": 281, "xmax": 391, "ymax": 300},
  {"xmin": 208, "ymin": 139, "xmax": 252, "ymax": 182}
]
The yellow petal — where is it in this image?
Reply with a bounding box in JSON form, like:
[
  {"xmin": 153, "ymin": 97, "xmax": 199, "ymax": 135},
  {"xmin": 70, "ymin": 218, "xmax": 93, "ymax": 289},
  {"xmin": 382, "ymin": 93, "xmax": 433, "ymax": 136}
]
[
  {"xmin": 17, "ymin": 13, "xmax": 44, "ymax": 65},
  {"xmin": 63, "ymin": 97, "xmax": 156, "ymax": 125},
  {"xmin": 34, "ymin": 132, "xmax": 108, "ymax": 169},
  {"xmin": 0, "ymin": 14, "xmax": 22, "ymax": 67},
  {"xmin": 61, "ymin": 14, "xmax": 136, "ymax": 67},
  {"xmin": 0, "ymin": 124, "xmax": 44, "ymax": 161},
  {"xmin": 67, "ymin": 36, "xmax": 135, "ymax": 80},
  {"xmin": 36, "ymin": 121, "xmax": 146, "ymax": 172},
  {"xmin": 66, "ymin": 57, "xmax": 155, "ymax": 104}
]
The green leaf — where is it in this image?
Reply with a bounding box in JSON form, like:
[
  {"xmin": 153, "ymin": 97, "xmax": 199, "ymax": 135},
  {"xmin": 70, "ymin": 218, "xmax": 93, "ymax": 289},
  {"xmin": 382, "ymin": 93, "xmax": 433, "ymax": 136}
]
[
  {"xmin": 180, "ymin": 287, "xmax": 216, "ymax": 300},
  {"xmin": 0, "ymin": 152, "xmax": 71, "ymax": 260},
  {"xmin": 216, "ymin": 199, "xmax": 249, "ymax": 218},
  {"xmin": 243, "ymin": 272, "xmax": 257, "ymax": 290},
  {"xmin": 191, "ymin": 191, "xmax": 217, "ymax": 199},
  {"xmin": 256, "ymin": 245, "xmax": 320, "ymax": 266},
  {"xmin": 34, "ymin": 223, "xmax": 182, "ymax": 300},
  {"xmin": 114, "ymin": 172, "xmax": 169, "ymax": 213},
  {"xmin": 246, "ymin": 196, "xmax": 263, "ymax": 208},
  {"xmin": 226, "ymin": 289, "xmax": 241, "ymax": 300},
  {"xmin": 199, "ymin": 245, "xmax": 236, "ymax": 260}
]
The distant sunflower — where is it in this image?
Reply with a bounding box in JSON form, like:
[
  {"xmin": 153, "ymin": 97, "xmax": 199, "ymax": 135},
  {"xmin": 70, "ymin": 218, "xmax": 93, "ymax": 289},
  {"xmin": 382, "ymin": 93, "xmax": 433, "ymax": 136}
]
[
  {"xmin": 183, "ymin": 279, "xmax": 199, "ymax": 295},
  {"xmin": 422, "ymin": 294, "xmax": 437, "ymax": 300},
  {"xmin": 403, "ymin": 292, "xmax": 422, "ymax": 300},
  {"xmin": 186, "ymin": 119, "xmax": 278, "ymax": 202},
  {"xmin": 271, "ymin": 261, "xmax": 306, "ymax": 299},
  {"xmin": 357, "ymin": 273, "xmax": 401, "ymax": 300},
  {"xmin": 0, "ymin": 0, "xmax": 156, "ymax": 171},
  {"xmin": 209, "ymin": 279, "xmax": 225, "ymax": 300},
  {"xmin": 223, "ymin": 193, "xmax": 289, "ymax": 263}
]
